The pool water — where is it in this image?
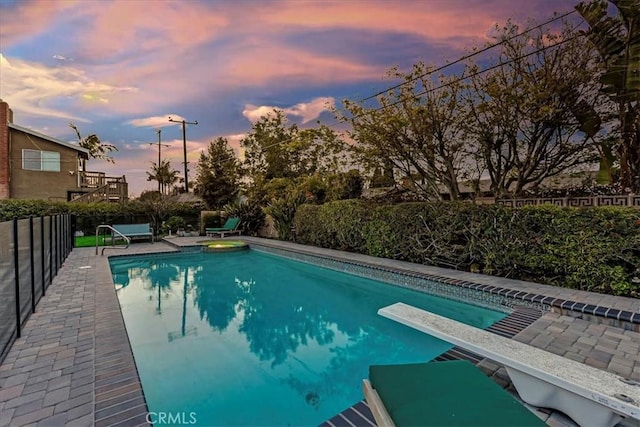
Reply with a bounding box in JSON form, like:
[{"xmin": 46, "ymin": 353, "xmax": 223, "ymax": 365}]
[{"xmin": 110, "ymin": 250, "xmax": 506, "ymax": 426}]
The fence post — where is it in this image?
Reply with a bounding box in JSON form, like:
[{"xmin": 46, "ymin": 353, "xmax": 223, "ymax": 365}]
[
  {"xmin": 55, "ymin": 215, "xmax": 60, "ymax": 274},
  {"xmin": 41, "ymin": 216, "xmax": 45, "ymax": 297},
  {"xmin": 71, "ymin": 214, "xmax": 76, "ymax": 251},
  {"xmin": 29, "ymin": 216, "xmax": 35, "ymax": 313},
  {"xmin": 49, "ymin": 215, "xmax": 53, "ymax": 289},
  {"xmin": 13, "ymin": 218, "xmax": 21, "ymax": 338},
  {"xmin": 64, "ymin": 214, "xmax": 69, "ymax": 258},
  {"xmin": 68, "ymin": 215, "xmax": 73, "ymax": 255},
  {"xmin": 62, "ymin": 214, "xmax": 66, "ymax": 259}
]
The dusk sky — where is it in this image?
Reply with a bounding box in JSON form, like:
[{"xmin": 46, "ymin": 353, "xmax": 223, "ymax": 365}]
[{"xmin": 0, "ymin": 0, "xmax": 580, "ymax": 196}]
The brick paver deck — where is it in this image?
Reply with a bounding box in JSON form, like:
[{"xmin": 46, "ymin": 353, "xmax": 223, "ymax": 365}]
[
  {"xmin": 0, "ymin": 244, "xmax": 176, "ymax": 427},
  {"xmin": 1, "ymin": 237, "xmax": 639, "ymax": 426}
]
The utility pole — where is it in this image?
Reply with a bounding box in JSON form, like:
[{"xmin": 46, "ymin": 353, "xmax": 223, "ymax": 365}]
[
  {"xmin": 148, "ymin": 129, "xmax": 170, "ymax": 193},
  {"xmin": 168, "ymin": 117, "xmax": 198, "ymax": 193}
]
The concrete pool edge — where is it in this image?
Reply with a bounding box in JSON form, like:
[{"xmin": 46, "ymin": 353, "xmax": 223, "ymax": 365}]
[
  {"xmin": 164, "ymin": 236, "xmax": 640, "ymax": 331},
  {"xmin": 246, "ymin": 240, "xmax": 640, "ymax": 331}
]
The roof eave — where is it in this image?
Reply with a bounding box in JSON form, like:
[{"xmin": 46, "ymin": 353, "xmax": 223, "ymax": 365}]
[{"xmin": 8, "ymin": 123, "xmax": 91, "ymax": 155}]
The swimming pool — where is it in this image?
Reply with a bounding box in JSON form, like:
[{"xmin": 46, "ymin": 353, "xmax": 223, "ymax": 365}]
[{"xmin": 110, "ymin": 249, "xmax": 506, "ymax": 426}]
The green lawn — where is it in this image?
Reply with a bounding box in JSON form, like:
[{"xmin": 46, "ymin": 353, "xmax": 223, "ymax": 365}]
[
  {"xmin": 75, "ymin": 233, "xmax": 165, "ymax": 247},
  {"xmin": 75, "ymin": 235, "xmax": 109, "ymax": 247}
]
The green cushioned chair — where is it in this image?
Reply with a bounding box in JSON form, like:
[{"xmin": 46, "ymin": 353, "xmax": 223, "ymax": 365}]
[
  {"xmin": 205, "ymin": 217, "xmax": 241, "ymax": 237},
  {"xmin": 363, "ymin": 360, "xmax": 545, "ymax": 427}
]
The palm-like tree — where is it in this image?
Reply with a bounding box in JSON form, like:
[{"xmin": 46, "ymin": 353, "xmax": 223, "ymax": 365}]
[
  {"xmin": 69, "ymin": 123, "xmax": 117, "ymax": 163},
  {"xmin": 147, "ymin": 159, "xmax": 180, "ymax": 195},
  {"xmin": 576, "ymin": 0, "xmax": 640, "ymax": 191}
]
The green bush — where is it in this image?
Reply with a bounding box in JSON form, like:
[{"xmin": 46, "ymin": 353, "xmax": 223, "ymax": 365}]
[
  {"xmin": 164, "ymin": 216, "xmax": 186, "ymax": 233},
  {"xmin": 0, "ymin": 199, "xmax": 201, "ymax": 236},
  {"xmin": 0, "ymin": 199, "xmax": 69, "ymax": 221},
  {"xmin": 514, "ymin": 205, "xmax": 640, "ymax": 295},
  {"xmin": 265, "ymin": 192, "xmax": 308, "ymax": 241},
  {"xmin": 201, "ymin": 212, "xmax": 221, "ymax": 229},
  {"xmin": 294, "ymin": 204, "xmax": 324, "ymax": 246},
  {"xmin": 293, "ymin": 200, "xmax": 640, "ymax": 297},
  {"xmin": 295, "ymin": 200, "xmax": 370, "ymax": 251},
  {"xmin": 223, "ymin": 198, "xmax": 266, "ymax": 236}
]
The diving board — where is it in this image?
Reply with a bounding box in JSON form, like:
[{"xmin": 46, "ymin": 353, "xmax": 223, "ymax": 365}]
[{"xmin": 378, "ymin": 302, "xmax": 640, "ymax": 427}]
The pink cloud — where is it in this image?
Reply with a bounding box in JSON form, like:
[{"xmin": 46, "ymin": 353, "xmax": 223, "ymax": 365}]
[
  {"xmin": 261, "ymin": 1, "xmax": 502, "ymax": 47},
  {"xmin": 0, "ymin": 0, "xmax": 79, "ymax": 46},
  {"xmin": 220, "ymin": 44, "xmax": 383, "ymax": 87},
  {"xmin": 243, "ymin": 97, "xmax": 335, "ymax": 124},
  {"xmin": 75, "ymin": 1, "xmax": 228, "ymax": 62},
  {"xmin": 6, "ymin": 0, "xmax": 520, "ymax": 121},
  {"xmin": 127, "ymin": 115, "xmax": 186, "ymax": 128}
]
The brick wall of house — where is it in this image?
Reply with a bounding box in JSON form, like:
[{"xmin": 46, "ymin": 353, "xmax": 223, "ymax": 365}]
[{"xmin": 0, "ymin": 99, "xmax": 14, "ymax": 199}]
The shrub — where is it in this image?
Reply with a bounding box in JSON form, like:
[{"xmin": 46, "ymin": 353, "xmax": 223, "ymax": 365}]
[
  {"xmin": 265, "ymin": 192, "xmax": 308, "ymax": 241},
  {"xmin": 223, "ymin": 199, "xmax": 266, "ymax": 236},
  {"xmin": 201, "ymin": 212, "xmax": 221, "ymax": 229},
  {"xmin": 293, "ymin": 204, "xmax": 324, "ymax": 246},
  {"xmin": 293, "ymin": 199, "xmax": 640, "ymax": 297},
  {"xmin": 164, "ymin": 216, "xmax": 186, "ymax": 233},
  {"xmin": 315, "ymin": 200, "xmax": 370, "ymax": 252},
  {"xmin": 0, "ymin": 199, "xmax": 201, "ymax": 236}
]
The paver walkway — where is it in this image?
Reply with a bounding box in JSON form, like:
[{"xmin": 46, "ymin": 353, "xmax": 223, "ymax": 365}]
[
  {"xmin": 1, "ymin": 237, "xmax": 639, "ymax": 427},
  {"xmin": 0, "ymin": 244, "xmax": 175, "ymax": 427},
  {"xmin": 515, "ymin": 312, "xmax": 640, "ymax": 382}
]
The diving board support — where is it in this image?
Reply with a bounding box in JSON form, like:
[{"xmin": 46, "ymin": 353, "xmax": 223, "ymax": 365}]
[{"xmin": 378, "ymin": 302, "xmax": 640, "ymax": 427}]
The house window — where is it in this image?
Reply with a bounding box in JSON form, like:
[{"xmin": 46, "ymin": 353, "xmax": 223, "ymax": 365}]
[{"xmin": 22, "ymin": 149, "xmax": 60, "ymax": 172}]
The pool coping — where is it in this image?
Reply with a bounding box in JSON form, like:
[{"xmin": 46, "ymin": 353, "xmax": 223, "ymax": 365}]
[{"xmin": 166, "ymin": 237, "xmax": 640, "ymax": 331}]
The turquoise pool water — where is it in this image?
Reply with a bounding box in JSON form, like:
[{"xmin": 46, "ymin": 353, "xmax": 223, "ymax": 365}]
[{"xmin": 110, "ymin": 250, "xmax": 506, "ymax": 426}]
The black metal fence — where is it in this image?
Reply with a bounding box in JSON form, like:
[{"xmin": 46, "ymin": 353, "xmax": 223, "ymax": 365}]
[{"xmin": 0, "ymin": 214, "xmax": 73, "ymax": 364}]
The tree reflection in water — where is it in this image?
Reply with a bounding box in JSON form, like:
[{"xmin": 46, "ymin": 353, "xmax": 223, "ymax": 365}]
[
  {"xmin": 132, "ymin": 260, "xmax": 181, "ymax": 314},
  {"xmin": 191, "ymin": 265, "xmax": 341, "ymax": 367},
  {"xmin": 115, "ymin": 252, "xmax": 503, "ymax": 424},
  {"xmin": 192, "ymin": 269, "xmax": 249, "ymax": 332}
]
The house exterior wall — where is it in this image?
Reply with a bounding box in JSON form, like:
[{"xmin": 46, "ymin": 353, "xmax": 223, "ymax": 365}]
[
  {"xmin": 9, "ymin": 130, "xmax": 81, "ymax": 201},
  {"xmin": 0, "ymin": 100, "xmax": 13, "ymax": 199}
]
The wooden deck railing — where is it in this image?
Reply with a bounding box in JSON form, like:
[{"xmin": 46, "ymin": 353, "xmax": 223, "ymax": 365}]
[{"xmin": 70, "ymin": 172, "xmax": 128, "ymax": 203}]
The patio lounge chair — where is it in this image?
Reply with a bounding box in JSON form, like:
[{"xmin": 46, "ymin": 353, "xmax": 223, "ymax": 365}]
[
  {"xmin": 378, "ymin": 302, "xmax": 640, "ymax": 427},
  {"xmin": 363, "ymin": 359, "xmax": 545, "ymax": 427},
  {"xmin": 205, "ymin": 217, "xmax": 241, "ymax": 238}
]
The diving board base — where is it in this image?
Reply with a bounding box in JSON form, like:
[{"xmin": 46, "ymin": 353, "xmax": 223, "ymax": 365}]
[{"xmin": 506, "ymin": 367, "xmax": 622, "ymax": 427}]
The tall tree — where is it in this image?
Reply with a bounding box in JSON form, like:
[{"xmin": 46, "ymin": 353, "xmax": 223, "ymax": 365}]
[
  {"xmin": 576, "ymin": 0, "xmax": 640, "ymax": 192},
  {"xmin": 341, "ymin": 63, "xmax": 472, "ymax": 200},
  {"xmin": 241, "ymin": 110, "xmax": 346, "ymax": 182},
  {"xmin": 194, "ymin": 137, "xmax": 243, "ymax": 209},
  {"xmin": 69, "ymin": 123, "xmax": 117, "ymax": 163},
  {"xmin": 464, "ymin": 20, "xmax": 603, "ymax": 197},
  {"xmin": 242, "ymin": 110, "xmax": 293, "ymax": 180}
]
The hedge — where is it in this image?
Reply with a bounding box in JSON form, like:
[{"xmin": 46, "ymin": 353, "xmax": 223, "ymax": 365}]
[
  {"xmin": 294, "ymin": 200, "xmax": 640, "ymax": 297},
  {"xmin": 0, "ymin": 199, "xmax": 201, "ymax": 235}
]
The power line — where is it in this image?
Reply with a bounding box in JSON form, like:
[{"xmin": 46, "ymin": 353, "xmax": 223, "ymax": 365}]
[
  {"xmin": 357, "ymin": 9, "xmax": 579, "ymax": 103},
  {"xmin": 260, "ymin": 30, "xmax": 582, "ymax": 152}
]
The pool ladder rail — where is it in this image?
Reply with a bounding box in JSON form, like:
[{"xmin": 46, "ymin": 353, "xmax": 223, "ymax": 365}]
[{"xmin": 96, "ymin": 225, "xmax": 131, "ymax": 256}]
